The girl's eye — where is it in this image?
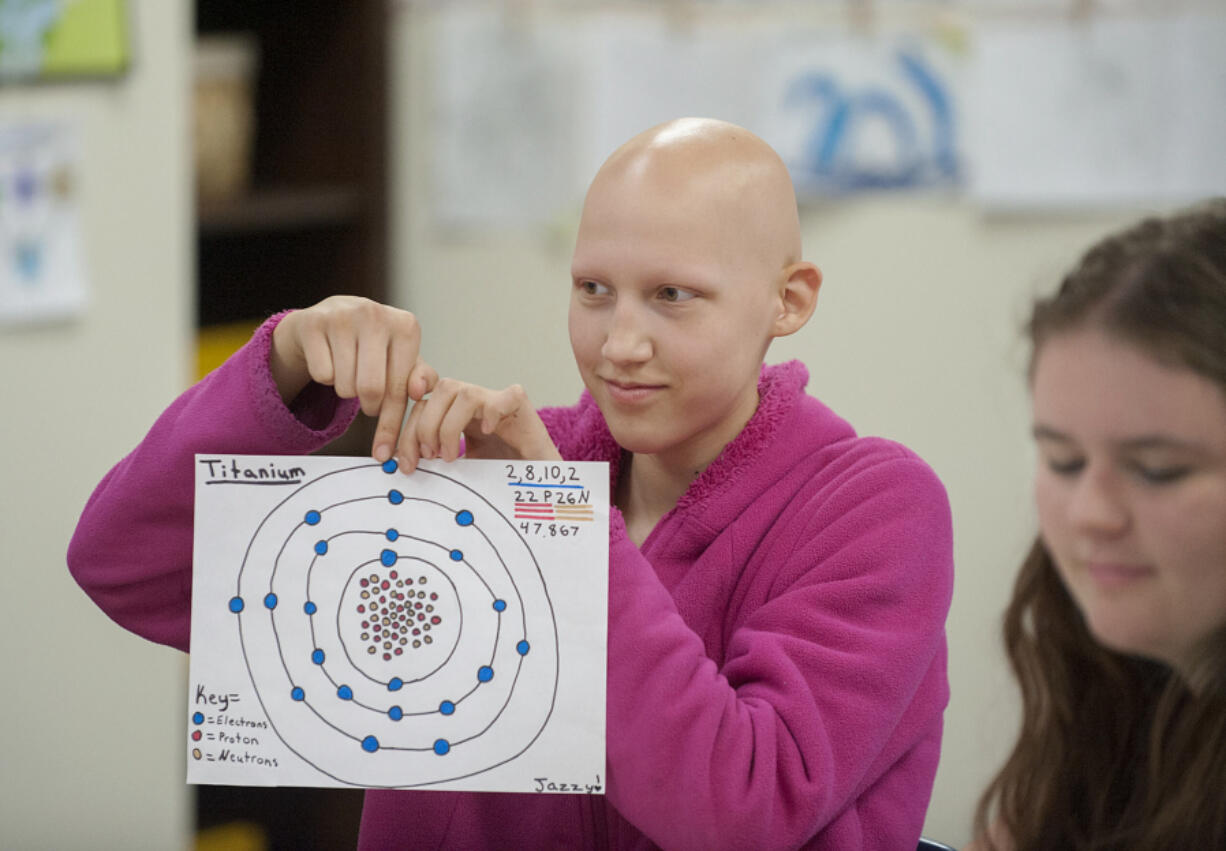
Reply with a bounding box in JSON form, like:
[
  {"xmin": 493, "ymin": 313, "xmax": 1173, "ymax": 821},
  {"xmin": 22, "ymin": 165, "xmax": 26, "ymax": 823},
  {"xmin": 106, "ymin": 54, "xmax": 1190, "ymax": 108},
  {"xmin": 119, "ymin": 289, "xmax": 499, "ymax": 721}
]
[
  {"xmin": 1130, "ymin": 463, "xmax": 1190, "ymax": 485},
  {"xmin": 1044, "ymin": 457, "xmax": 1084, "ymax": 477},
  {"xmin": 577, "ymin": 280, "xmax": 609, "ymax": 296},
  {"xmin": 658, "ymin": 286, "xmax": 695, "ymax": 303}
]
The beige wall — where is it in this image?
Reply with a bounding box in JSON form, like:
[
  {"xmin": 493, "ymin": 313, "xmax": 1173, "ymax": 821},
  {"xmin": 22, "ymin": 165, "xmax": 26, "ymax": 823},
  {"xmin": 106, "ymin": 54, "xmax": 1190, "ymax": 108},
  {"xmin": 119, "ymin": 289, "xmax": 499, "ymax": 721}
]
[
  {"xmin": 0, "ymin": 3, "xmax": 192, "ymax": 849},
  {"xmin": 390, "ymin": 9, "xmax": 1145, "ymax": 847}
]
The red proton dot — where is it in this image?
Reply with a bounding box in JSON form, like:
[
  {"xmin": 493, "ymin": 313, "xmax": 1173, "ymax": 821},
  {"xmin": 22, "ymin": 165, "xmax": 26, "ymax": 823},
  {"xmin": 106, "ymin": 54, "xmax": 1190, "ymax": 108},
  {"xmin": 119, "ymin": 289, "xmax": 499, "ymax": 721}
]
[
  {"xmin": 381, "ymin": 580, "xmax": 390, "ymax": 590},
  {"xmin": 360, "ymin": 578, "xmax": 369, "ymax": 588},
  {"xmin": 192, "ymin": 730, "xmax": 202, "ymax": 741},
  {"xmin": 383, "ymin": 653, "xmax": 391, "ymax": 661},
  {"xmin": 395, "ymin": 647, "xmax": 403, "ymax": 656},
  {"xmin": 431, "ymin": 616, "xmax": 441, "ymax": 625},
  {"xmin": 389, "ymin": 570, "xmax": 398, "ymax": 580},
  {"xmin": 430, "ymin": 593, "xmax": 438, "ymax": 600}
]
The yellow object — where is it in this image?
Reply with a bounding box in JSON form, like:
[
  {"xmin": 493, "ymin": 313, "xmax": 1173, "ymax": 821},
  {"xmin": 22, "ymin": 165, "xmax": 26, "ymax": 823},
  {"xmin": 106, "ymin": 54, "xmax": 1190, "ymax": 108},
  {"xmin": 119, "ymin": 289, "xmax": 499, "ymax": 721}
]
[
  {"xmin": 197, "ymin": 320, "xmax": 262, "ymax": 380},
  {"xmin": 194, "ymin": 820, "xmax": 267, "ymax": 851}
]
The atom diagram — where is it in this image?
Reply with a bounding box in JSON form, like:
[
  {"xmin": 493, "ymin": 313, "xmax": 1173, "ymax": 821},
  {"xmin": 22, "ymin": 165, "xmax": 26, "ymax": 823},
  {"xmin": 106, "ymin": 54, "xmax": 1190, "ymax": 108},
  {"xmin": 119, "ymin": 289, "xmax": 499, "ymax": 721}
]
[{"xmin": 228, "ymin": 459, "xmax": 559, "ymax": 787}]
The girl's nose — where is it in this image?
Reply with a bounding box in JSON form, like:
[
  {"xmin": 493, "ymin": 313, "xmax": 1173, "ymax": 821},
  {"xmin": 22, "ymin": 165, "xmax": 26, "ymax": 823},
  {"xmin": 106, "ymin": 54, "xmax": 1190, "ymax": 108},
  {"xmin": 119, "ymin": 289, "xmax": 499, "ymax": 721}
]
[
  {"xmin": 1068, "ymin": 467, "xmax": 1129, "ymax": 537},
  {"xmin": 600, "ymin": 304, "xmax": 652, "ymax": 365}
]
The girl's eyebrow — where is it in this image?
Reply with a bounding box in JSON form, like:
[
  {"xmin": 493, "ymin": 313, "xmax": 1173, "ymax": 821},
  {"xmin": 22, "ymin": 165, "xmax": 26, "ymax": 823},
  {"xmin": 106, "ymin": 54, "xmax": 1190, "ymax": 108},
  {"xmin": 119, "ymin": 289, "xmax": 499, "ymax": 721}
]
[
  {"xmin": 1031, "ymin": 424, "xmax": 1072, "ymax": 444},
  {"xmin": 1033, "ymin": 424, "xmax": 1205, "ymax": 453},
  {"xmin": 1115, "ymin": 435, "xmax": 1207, "ymax": 455}
]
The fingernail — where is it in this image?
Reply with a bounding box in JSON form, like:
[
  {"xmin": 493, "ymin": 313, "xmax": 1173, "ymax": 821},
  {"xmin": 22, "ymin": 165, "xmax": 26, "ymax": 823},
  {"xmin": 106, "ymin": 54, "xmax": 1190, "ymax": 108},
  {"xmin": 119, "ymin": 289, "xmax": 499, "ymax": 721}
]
[
  {"xmin": 420, "ymin": 444, "xmax": 433, "ymax": 459},
  {"xmin": 373, "ymin": 443, "xmax": 391, "ymax": 462}
]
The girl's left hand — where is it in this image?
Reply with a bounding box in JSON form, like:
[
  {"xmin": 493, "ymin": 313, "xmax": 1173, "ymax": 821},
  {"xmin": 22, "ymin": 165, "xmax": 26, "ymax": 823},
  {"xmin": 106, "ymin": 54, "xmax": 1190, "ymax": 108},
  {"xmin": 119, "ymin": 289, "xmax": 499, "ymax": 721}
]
[{"xmin": 396, "ymin": 379, "xmax": 561, "ymax": 473}]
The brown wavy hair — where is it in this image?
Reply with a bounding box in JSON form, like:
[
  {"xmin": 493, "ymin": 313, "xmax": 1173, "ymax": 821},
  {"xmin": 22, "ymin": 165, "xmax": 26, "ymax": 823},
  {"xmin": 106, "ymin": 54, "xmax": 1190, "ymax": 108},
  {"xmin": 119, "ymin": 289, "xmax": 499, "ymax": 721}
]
[{"xmin": 974, "ymin": 199, "xmax": 1226, "ymax": 851}]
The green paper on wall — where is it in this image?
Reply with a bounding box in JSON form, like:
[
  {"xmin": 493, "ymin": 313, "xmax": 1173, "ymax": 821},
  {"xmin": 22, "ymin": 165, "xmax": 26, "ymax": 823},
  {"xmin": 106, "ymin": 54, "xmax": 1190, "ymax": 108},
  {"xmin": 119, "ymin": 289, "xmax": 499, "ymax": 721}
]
[{"xmin": 0, "ymin": 0, "xmax": 129, "ymax": 81}]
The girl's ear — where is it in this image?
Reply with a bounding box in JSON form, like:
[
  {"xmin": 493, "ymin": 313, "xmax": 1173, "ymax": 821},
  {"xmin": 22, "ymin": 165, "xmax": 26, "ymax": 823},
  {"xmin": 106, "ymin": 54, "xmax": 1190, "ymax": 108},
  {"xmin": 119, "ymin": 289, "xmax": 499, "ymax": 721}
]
[{"xmin": 770, "ymin": 262, "xmax": 822, "ymax": 338}]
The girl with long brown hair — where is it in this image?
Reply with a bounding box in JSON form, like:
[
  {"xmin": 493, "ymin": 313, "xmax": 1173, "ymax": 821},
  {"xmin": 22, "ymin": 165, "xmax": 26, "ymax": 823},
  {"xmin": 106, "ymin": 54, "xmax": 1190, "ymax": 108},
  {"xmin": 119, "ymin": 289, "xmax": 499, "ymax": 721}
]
[{"xmin": 974, "ymin": 198, "xmax": 1226, "ymax": 850}]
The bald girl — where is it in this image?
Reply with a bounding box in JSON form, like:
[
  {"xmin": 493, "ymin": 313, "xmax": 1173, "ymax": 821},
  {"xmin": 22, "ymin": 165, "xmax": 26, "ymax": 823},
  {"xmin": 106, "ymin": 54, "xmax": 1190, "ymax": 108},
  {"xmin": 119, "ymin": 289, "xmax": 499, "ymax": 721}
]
[
  {"xmin": 568, "ymin": 118, "xmax": 822, "ymax": 540},
  {"xmin": 388, "ymin": 117, "xmax": 950, "ymax": 851},
  {"xmin": 70, "ymin": 115, "xmax": 953, "ymax": 851}
]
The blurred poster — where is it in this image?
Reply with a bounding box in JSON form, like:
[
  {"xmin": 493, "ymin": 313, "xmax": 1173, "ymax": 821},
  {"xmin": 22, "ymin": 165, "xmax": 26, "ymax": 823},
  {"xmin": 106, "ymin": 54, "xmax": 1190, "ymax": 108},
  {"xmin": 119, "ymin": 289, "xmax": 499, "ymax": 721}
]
[
  {"xmin": 969, "ymin": 11, "xmax": 1226, "ymax": 209},
  {"xmin": 432, "ymin": 8, "xmax": 581, "ymax": 230},
  {"xmin": 579, "ymin": 16, "xmax": 764, "ymax": 182},
  {"xmin": 430, "ymin": 6, "xmax": 967, "ymax": 228},
  {"xmin": 759, "ymin": 33, "xmax": 965, "ymax": 196},
  {"xmin": 0, "ymin": 0, "xmax": 129, "ymax": 81},
  {"xmin": 0, "ymin": 122, "xmax": 87, "ymax": 325}
]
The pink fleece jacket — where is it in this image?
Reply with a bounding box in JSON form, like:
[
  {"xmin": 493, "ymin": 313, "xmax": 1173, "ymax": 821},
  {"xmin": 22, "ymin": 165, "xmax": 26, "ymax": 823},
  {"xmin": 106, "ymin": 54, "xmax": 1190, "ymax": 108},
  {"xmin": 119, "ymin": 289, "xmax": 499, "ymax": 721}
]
[{"xmin": 68, "ymin": 314, "xmax": 953, "ymax": 850}]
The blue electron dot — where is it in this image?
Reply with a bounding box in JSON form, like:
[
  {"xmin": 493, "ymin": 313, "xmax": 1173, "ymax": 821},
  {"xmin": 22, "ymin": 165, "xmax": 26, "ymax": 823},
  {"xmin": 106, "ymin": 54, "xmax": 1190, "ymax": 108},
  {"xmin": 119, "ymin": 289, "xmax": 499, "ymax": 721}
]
[
  {"xmin": 388, "ymin": 677, "xmax": 403, "ymax": 691},
  {"xmin": 433, "ymin": 739, "xmax": 451, "ymax": 756},
  {"xmin": 449, "ymin": 549, "xmax": 463, "ymax": 562},
  {"xmin": 291, "ymin": 686, "xmax": 305, "ymax": 701},
  {"xmin": 362, "ymin": 735, "xmax": 380, "ymax": 753},
  {"xmin": 439, "ymin": 700, "xmax": 455, "ymax": 716},
  {"xmin": 388, "ymin": 489, "xmax": 404, "ymax": 505},
  {"xmin": 492, "ymin": 599, "xmax": 506, "ymax": 612},
  {"xmin": 477, "ymin": 666, "xmax": 494, "ymax": 683},
  {"xmin": 192, "ymin": 712, "xmax": 204, "ymax": 725},
  {"xmin": 517, "ymin": 640, "xmax": 530, "ymax": 656},
  {"xmin": 305, "ymin": 510, "xmax": 321, "ymax": 525},
  {"xmin": 311, "ymin": 649, "xmax": 325, "ymax": 665},
  {"xmin": 338, "ymin": 685, "xmax": 354, "ymax": 700},
  {"xmin": 382, "ymin": 459, "xmax": 398, "ymax": 474},
  {"xmin": 456, "ymin": 510, "xmax": 474, "ymax": 526},
  {"xmin": 386, "ymin": 529, "xmax": 399, "ymax": 542},
  {"xmin": 314, "ymin": 540, "xmax": 328, "ymax": 556},
  {"xmin": 263, "ymin": 593, "xmax": 278, "ymax": 610},
  {"xmin": 388, "ymin": 706, "xmax": 403, "ymax": 721},
  {"xmin": 228, "ymin": 596, "xmax": 244, "ymax": 613},
  {"xmin": 381, "ymin": 549, "xmax": 397, "ymax": 567},
  {"xmin": 304, "ymin": 601, "xmax": 317, "ymax": 615}
]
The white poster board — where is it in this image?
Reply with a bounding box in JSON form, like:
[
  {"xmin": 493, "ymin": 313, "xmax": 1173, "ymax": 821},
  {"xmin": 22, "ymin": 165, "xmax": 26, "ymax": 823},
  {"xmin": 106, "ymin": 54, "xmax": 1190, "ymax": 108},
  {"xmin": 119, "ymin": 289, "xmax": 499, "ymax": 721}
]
[
  {"xmin": 0, "ymin": 122, "xmax": 87, "ymax": 325},
  {"xmin": 969, "ymin": 12, "xmax": 1226, "ymax": 208},
  {"xmin": 188, "ymin": 455, "xmax": 609, "ymax": 794}
]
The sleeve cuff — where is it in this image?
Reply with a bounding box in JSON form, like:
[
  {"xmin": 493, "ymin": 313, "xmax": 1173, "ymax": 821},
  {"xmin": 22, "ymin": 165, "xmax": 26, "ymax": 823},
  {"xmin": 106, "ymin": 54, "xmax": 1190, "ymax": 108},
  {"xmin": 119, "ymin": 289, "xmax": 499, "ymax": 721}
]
[{"xmin": 247, "ymin": 311, "xmax": 361, "ymax": 448}]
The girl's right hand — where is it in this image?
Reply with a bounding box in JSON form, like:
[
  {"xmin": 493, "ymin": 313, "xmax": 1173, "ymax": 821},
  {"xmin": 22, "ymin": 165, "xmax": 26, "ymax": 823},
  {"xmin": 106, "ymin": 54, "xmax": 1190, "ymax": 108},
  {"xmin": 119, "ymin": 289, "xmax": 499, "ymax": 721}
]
[{"xmin": 270, "ymin": 296, "xmax": 438, "ymax": 462}]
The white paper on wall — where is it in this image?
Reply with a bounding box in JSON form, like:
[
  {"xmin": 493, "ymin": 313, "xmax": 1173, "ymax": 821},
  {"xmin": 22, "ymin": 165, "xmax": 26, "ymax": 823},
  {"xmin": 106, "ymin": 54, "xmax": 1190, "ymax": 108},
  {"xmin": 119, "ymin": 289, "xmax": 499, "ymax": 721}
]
[
  {"xmin": 188, "ymin": 455, "xmax": 609, "ymax": 794},
  {"xmin": 431, "ymin": 8, "xmax": 583, "ymax": 230},
  {"xmin": 0, "ymin": 122, "xmax": 87, "ymax": 325},
  {"xmin": 577, "ymin": 14, "xmax": 767, "ymax": 181},
  {"xmin": 969, "ymin": 11, "xmax": 1226, "ymax": 209}
]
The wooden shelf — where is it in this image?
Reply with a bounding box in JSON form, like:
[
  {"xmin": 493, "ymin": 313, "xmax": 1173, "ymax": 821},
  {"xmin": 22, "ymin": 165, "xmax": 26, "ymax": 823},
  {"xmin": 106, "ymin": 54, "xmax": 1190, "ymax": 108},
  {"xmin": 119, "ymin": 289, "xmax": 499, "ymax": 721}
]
[
  {"xmin": 198, "ymin": 185, "xmax": 364, "ymax": 235},
  {"xmin": 191, "ymin": 0, "xmax": 386, "ymax": 842}
]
